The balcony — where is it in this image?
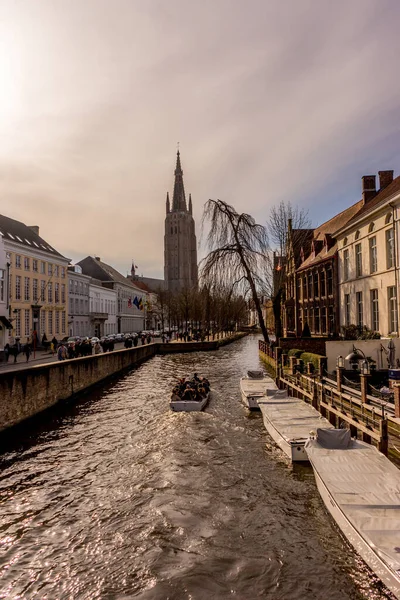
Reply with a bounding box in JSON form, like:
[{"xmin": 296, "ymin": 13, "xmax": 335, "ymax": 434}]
[{"xmin": 89, "ymin": 311, "xmax": 108, "ymax": 321}]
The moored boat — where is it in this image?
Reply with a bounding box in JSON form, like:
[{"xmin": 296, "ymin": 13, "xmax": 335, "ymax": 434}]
[
  {"xmin": 258, "ymin": 391, "xmax": 333, "ymax": 462},
  {"xmin": 306, "ymin": 429, "xmax": 400, "ymax": 599},
  {"xmin": 239, "ymin": 370, "xmax": 276, "ymax": 410}
]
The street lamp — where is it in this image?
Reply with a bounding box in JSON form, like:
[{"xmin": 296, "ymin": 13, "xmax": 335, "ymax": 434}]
[
  {"xmin": 336, "ymin": 355, "xmax": 345, "ymax": 369},
  {"xmin": 360, "ymin": 359, "xmax": 370, "ymax": 375},
  {"xmin": 345, "ymin": 344, "xmax": 365, "ymax": 370}
]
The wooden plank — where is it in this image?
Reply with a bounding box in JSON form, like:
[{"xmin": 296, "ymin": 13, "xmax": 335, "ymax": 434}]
[{"xmin": 319, "ymin": 400, "xmax": 382, "ymax": 441}]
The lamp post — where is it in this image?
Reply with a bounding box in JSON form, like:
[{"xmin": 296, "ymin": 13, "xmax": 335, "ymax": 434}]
[
  {"xmin": 336, "ymin": 355, "xmax": 344, "ymax": 393},
  {"xmin": 345, "ymin": 344, "xmax": 365, "ymax": 371},
  {"xmin": 360, "ymin": 358, "xmax": 370, "ymax": 404}
]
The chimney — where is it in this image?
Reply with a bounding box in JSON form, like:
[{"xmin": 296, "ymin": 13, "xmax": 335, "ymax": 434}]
[
  {"xmin": 378, "ymin": 170, "xmax": 394, "ymax": 190},
  {"xmin": 361, "ymin": 175, "xmax": 376, "ymax": 204},
  {"xmin": 28, "ymin": 225, "xmax": 39, "ymax": 235},
  {"xmin": 95, "ymin": 256, "xmax": 101, "ymax": 261}
]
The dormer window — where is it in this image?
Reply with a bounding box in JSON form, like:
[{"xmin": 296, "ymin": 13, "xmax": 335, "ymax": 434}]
[
  {"xmin": 355, "ymin": 230, "xmax": 361, "ymax": 240},
  {"xmin": 368, "ymin": 222, "xmax": 375, "ymax": 233}
]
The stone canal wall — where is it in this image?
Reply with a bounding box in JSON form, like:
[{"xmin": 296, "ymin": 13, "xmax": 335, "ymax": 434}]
[{"xmin": 0, "ymin": 333, "xmax": 248, "ymax": 432}]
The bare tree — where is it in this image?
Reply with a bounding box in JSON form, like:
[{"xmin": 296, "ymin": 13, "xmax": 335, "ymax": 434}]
[
  {"xmin": 266, "ymin": 201, "xmax": 311, "ymax": 338},
  {"xmin": 201, "ymin": 199, "xmax": 270, "ymax": 342}
]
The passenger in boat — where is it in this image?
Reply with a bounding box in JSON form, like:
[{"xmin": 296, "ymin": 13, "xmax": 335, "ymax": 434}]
[{"xmin": 193, "ymin": 373, "xmax": 201, "ymax": 383}]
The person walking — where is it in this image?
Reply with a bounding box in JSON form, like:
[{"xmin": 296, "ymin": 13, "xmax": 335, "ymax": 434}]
[
  {"xmin": 24, "ymin": 343, "xmax": 31, "ymax": 362},
  {"xmin": 94, "ymin": 341, "xmax": 101, "ymax": 355},
  {"xmin": 57, "ymin": 343, "xmax": 66, "ymax": 361},
  {"xmin": 4, "ymin": 343, "xmax": 9, "ymax": 362}
]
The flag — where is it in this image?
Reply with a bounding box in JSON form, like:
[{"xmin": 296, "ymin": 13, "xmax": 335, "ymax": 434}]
[
  {"xmin": 133, "ymin": 296, "xmax": 139, "ymax": 308},
  {"xmin": 139, "ymin": 297, "xmax": 143, "ymax": 310},
  {"xmin": 128, "ymin": 298, "xmax": 132, "ymax": 308}
]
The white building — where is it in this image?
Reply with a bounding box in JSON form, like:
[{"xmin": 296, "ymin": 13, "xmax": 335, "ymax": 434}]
[
  {"xmin": 89, "ymin": 281, "xmax": 117, "ymax": 337},
  {"xmin": 335, "ymin": 171, "xmax": 400, "ymax": 337},
  {"xmin": 0, "ymin": 235, "xmax": 12, "ymax": 350},
  {"xmin": 68, "ymin": 265, "xmax": 91, "ymax": 337}
]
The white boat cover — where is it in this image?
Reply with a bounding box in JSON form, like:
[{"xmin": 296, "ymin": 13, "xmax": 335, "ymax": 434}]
[
  {"xmin": 247, "ymin": 370, "xmax": 264, "ymax": 379},
  {"xmin": 240, "ymin": 375, "xmax": 277, "ymax": 397},
  {"xmin": 316, "ymin": 428, "xmax": 352, "ymax": 449},
  {"xmin": 306, "ymin": 438, "xmax": 400, "ymax": 588},
  {"xmin": 258, "ymin": 395, "xmax": 333, "ymax": 443}
]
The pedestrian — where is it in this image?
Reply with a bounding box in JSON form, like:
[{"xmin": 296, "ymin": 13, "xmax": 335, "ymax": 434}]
[
  {"xmin": 24, "ymin": 343, "xmax": 31, "ymax": 362},
  {"xmin": 50, "ymin": 341, "xmax": 55, "ymax": 356},
  {"xmin": 4, "ymin": 343, "xmax": 9, "ymax": 362},
  {"xmin": 94, "ymin": 341, "xmax": 101, "ymax": 355},
  {"xmin": 57, "ymin": 344, "xmax": 66, "ymax": 361},
  {"xmin": 51, "ymin": 336, "xmax": 57, "ymax": 348},
  {"xmin": 147, "ymin": 334, "xmax": 151, "ymax": 344}
]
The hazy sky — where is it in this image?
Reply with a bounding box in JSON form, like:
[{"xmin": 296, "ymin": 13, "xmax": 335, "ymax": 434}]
[{"xmin": 1, "ymin": 0, "xmax": 400, "ymax": 278}]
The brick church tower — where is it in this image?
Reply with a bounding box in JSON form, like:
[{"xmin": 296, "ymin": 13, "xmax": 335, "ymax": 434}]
[{"xmin": 164, "ymin": 151, "xmax": 198, "ymax": 292}]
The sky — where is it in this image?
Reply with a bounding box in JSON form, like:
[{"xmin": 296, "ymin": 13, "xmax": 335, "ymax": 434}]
[{"xmin": 1, "ymin": 0, "xmax": 400, "ymax": 279}]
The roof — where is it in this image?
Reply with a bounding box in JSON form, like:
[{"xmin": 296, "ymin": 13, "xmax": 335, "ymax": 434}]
[
  {"xmin": 297, "ymin": 242, "xmax": 337, "ymax": 271},
  {"xmin": 334, "ymin": 176, "xmax": 400, "ymax": 234},
  {"xmin": 0, "ymin": 214, "xmax": 66, "ymax": 259},
  {"xmin": 128, "ymin": 279, "xmax": 152, "ymax": 293},
  {"xmin": 78, "ymin": 256, "xmax": 147, "ymax": 292}
]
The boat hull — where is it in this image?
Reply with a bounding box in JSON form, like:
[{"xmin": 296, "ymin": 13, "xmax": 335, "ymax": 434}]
[
  {"xmin": 260, "ymin": 407, "xmax": 308, "ymax": 462},
  {"xmin": 170, "ymin": 393, "xmax": 209, "ymax": 412},
  {"xmin": 306, "ymin": 439, "xmax": 400, "ymax": 599},
  {"xmin": 239, "ymin": 374, "xmax": 277, "ymax": 411}
]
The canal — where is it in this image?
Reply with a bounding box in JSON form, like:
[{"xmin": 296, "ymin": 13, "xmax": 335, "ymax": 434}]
[{"xmin": 0, "ymin": 336, "xmax": 394, "ymax": 599}]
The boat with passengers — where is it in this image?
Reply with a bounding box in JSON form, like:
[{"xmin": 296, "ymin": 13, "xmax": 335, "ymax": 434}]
[{"xmin": 170, "ymin": 374, "xmax": 210, "ymax": 412}]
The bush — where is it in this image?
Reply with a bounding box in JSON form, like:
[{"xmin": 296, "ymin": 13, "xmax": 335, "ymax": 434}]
[
  {"xmin": 288, "ymin": 348, "xmax": 303, "ymax": 358},
  {"xmin": 341, "ymin": 324, "xmax": 381, "ymax": 340},
  {"xmin": 300, "ymin": 351, "xmax": 323, "ymax": 370}
]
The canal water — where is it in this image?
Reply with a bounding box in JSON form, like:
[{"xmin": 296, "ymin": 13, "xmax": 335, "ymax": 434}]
[{"xmin": 0, "ymin": 336, "xmax": 394, "ymax": 599}]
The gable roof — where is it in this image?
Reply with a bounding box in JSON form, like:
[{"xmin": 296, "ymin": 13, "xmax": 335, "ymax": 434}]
[
  {"xmin": 78, "ymin": 256, "xmax": 146, "ymax": 292},
  {"xmin": 334, "ymin": 176, "xmax": 400, "ymax": 235},
  {"xmin": 0, "ymin": 214, "xmax": 67, "ymax": 259}
]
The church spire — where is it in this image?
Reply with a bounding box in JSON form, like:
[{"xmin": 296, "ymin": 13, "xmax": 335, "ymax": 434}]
[
  {"xmin": 166, "ymin": 191, "xmax": 170, "ymax": 214},
  {"xmin": 188, "ymin": 193, "xmax": 193, "ymax": 215},
  {"xmin": 172, "ymin": 150, "xmax": 187, "ymax": 212}
]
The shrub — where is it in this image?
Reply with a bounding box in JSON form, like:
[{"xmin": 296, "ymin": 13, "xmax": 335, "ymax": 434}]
[
  {"xmin": 288, "ymin": 348, "xmax": 303, "ymax": 358},
  {"xmin": 341, "ymin": 324, "xmax": 381, "ymax": 340},
  {"xmin": 300, "ymin": 351, "xmax": 323, "ymax": 370}
]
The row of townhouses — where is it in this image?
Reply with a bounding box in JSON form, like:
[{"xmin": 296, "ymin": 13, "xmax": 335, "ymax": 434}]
[
  {"xmin": 0, "ymin": 214, "xmax": 158, "ymax": 349},
  {"xmin": 282, "ymin": 170, "xmax": 400, "ymax": 339}
]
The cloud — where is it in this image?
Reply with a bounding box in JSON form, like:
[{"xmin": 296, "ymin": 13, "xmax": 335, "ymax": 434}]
[{"xmin": 0, "ymin": 0, "xmax": 400, "ymax": 277}]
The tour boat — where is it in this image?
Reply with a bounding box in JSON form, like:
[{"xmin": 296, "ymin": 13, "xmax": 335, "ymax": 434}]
[
  {"xmin": 306, "ymin": 429, "xmax": 400, "ymax": 599},
  {"xmin": 258, "ymin": 391, "xmax": 333, "ymax": 462},
  {"xmin": 239, "ymin": 370, "xmax": 277, "ymax": 410},
  {"xmin": 170, "ymin": 391, "xmax": 210, "ymax": 412}
]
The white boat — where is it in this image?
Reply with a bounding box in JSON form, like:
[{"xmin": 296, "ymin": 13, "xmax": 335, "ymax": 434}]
[
  {"xmin": 239, "ymin": 370, "xmax": 277, "ymax": 410},
  {"xmin": 306, "ymin": 429, "xmax": 400, "ymax": 599},
  {"xmin": 170, "ymin": 392, "xmax": 210, "ymax": 412},
  {"xmin": 258, "ymin": 391, "xmax": 333, "ymax": 462}
]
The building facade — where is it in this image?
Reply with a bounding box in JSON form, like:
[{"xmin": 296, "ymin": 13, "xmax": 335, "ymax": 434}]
[
  {"xmin": 164, "ymin": 151, "xmax": 198, "ymax": 292},
  {"xmin": 335, "ymin": 171, "xmax": 400, "ymax": 337},
  {"xmin": 68, "ymin": 265, "xmax": 91, "ymax": 337},
  {"xmin": 0, "ymin": 215, "xmax": 69, "ymax": 345},
  {"xmin": 77, "ymin": 256, "xmax": 147, "ymax": 333},
  {"xmin": 89, "ymin": 281, "xmax": 117, "ymax": 337},
  {"xmin": 0, "ymin": 235, "xmax": 12, "ymax": 349}
]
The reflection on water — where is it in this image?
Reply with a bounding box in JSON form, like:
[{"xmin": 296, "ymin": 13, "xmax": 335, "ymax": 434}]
[{"xmin": 0, "ymin": 336, "xmax": 394, "ymax": 599}]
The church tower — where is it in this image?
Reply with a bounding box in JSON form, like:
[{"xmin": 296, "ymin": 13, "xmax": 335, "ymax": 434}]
[{"xmin": 164, "ymin": 151, "xmax": 198, "ymax": 292}]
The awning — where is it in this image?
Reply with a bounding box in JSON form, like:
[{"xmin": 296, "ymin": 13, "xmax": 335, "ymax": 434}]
[{"xmin": 0, "ymin": 316, "xmax": 13, "ymax": 329}]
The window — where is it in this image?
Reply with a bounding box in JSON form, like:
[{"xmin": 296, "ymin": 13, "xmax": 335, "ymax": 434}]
[
  {"xmin": 388, "ymin": 286, "xmax": 398, "ymax": 334},
  {"xmin": 48, "ymin": 310, "xmax": 53, "ymax": 334},
  {"xmin": 24, "ymin": 309, "xmax": 30, "ymax": 337},
  {"xmin": 313, "ymin": 272, "xmax": 319, "ymax": 297},
  {"xmin": 48, "ymin": 263, "xmax": 53, "ymax": 276},
  {"xmin": 345, "ymin": 294, "xmax": 350, "ymax": 326},
  {"xmin": 24, "ymin": 277, "xmax": 30, "ymax": 301},
  {"xmin": 314, "ymin": 308, "xmax": 320, "ymax": 333},
  {"xmin": 33, "ymin": 279, "xmax": 38, "ymax": 302},
  {"xmin": 54, "ymin": 265, "xmax": 59, "ymax": 277},
  {"xmin": 343, "ymin": 249, "xmax": 349, "ymax": 281},
  {"xmin": 0, "ymin": 269, "xmax": 4, "ymax": 302},
  {"xmin": 48, "ymin": 282, "xmax": 52, "ymax": 303},
  {"xmin": 61, "ymin": 311, "xmax": 66, "ymax": 334},
  {"xmin": 356, "ymin": 291, "xmax": 363, "ymax": 327},
  {"xmin": 371, "ymin": 289, "xmax": 379, "ymax": 331},
  {"xmin": 61, "ymin": 284, "xmax": 65, "ymax": 303},
  {"xmin": 308, "ymin": 273, "xmax": 312, "ymax": 298},
  {"xmin": 386, "ymin": 228, "xmax": 394, "ymax": 269},
  {"xmin": 355, "ymin": 230, "xmax": 360, "ymax": 240},
  {"xmin": 24, "ymin": 257, "xmax": 30, "ymax": 270},
  {"xmin": 321, "ymin": 306, "xmax": 327, "ymax": 333},
  {"xmin": 61, "ymin": 267, "xmax": 65, "ymax": 279},
  {"xmin": 15, "ymin": 255, "xmax": 21, "ymax": 268},
  {"xmin": 55, "ymin": 311, "xmax": 60, "ymax": 334},
  {"xmin": 33, "ymin": 259, "xmax": 38, "ymax": 272},
  {"xmin": 385, "ymin": 212, "xmax": 392, "ymax": 225},
  {"xmin": 319, "ymin": 270, "xmax": 325, "ymax": 296},
  {"xmin": 41, "ymin": 261, "xmax": 46, "ymax": 274},
  {"xmin": 327, "ymin": 268, "xmax": 333, "ymax": 295},
  {"xmin": 368, "ymin": 222, "xmax": 375, "ymax": 233},
  {"xmin": 355, "ymin": 243, "xmax": 362, "ymax": 277},
  {"xmin": 40, "ymin": 280, "xmax": 46, "ymax": 302},
  {"xmin": 328, "ymin": 305, "xmax": 334, "ymax": 334},
  {"xmin": 369, "ymin": 236, "xmax": 377, "ymax": 273},
  {"xmin": 15, "ymin": 309, "xmax": 21, "ymax": 337},
  {"xmin": 343, "ymin": 237, "xmax": 348, "ymax": 246},
  {"xmin": 55, "ymin": 283, "xmax": 59, "ymax": 303},
  {"xmin": 15, "ymin": 275, "xmax": 21, "ymax": 300}
]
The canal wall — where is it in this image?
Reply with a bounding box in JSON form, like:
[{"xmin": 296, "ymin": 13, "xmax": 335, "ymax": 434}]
[{"xmin": 0, "ymin": 333, "xmax": 248, "ymax": 432}]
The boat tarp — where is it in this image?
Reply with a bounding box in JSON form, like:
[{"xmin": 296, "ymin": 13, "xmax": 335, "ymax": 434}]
[
  {"xmin": 258, "ymin": 396, "xmax": 333, "ymax": 443},
  {"xmin": 316, "ymin": 428, "xmax": 351, "ymax": 449},
  {"xmin": 240, "ymin": 375, "xmax": 277, "ymax": 397},
  {"xmin": 306, "ymin": 439, "xmax": 400, "ymax": 576},
  {"xmin": 247, "ymin": 370, "xmax": 264, "ymax": 379}
]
